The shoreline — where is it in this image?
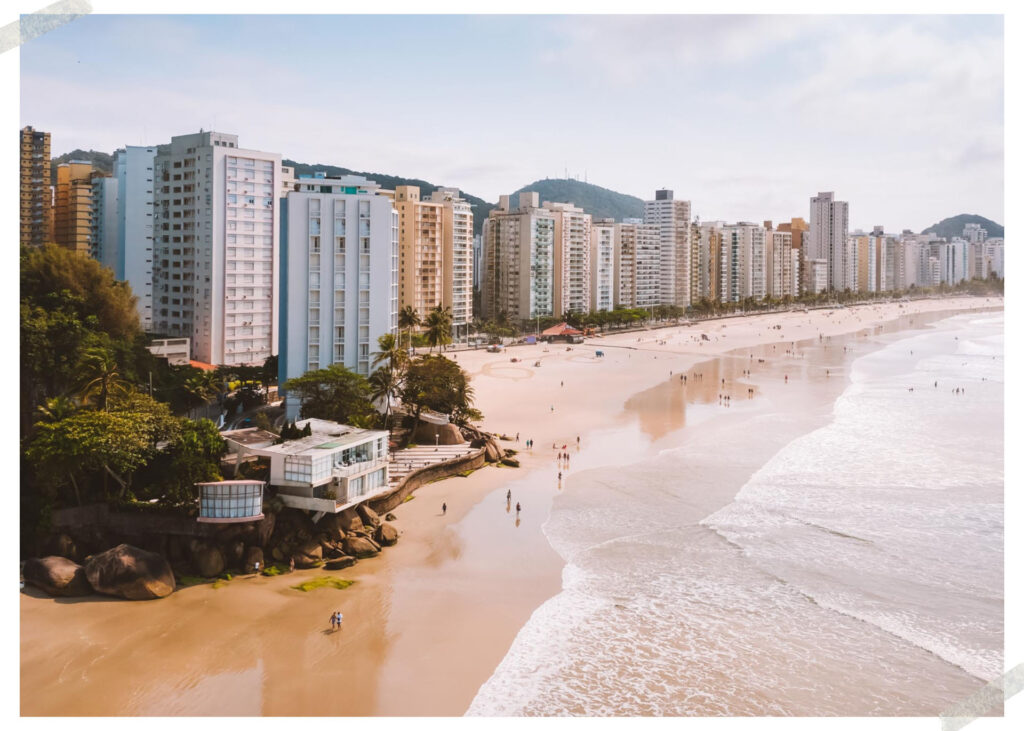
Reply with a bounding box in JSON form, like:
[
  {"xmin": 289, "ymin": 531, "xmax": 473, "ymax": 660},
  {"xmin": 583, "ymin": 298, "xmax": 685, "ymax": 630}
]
[{"xmin": 19, "ymin": 295, "xmax": 1002, "ymax": 716}]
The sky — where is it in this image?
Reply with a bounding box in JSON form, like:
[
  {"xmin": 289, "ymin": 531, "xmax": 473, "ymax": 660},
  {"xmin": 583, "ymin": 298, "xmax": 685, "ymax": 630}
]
[{"xmin": 19, "ymin": 13, "xmax": 1004, "ymax": 233}]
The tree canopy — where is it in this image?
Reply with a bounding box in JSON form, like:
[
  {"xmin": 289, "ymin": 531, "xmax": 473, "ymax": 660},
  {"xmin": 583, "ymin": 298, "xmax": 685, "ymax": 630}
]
[
  {"xmin": 400, "ymin": 355, "xmax": 479, "ymax": 425},
  {"xmin": 283, "ymin": 364, "xmax": 377, "ymax": 427}
]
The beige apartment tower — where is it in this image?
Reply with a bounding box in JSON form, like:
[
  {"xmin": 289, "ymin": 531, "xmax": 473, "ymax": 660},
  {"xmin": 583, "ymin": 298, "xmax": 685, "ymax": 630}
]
[
  {"xmin": 54, "ymin": 161, "xmax": 94, "ymax": 255},
  {"xmin": 395, "ymin": 186, "xmax": 443, "ymax": 324},
  {"xmin": 547, "ymin": 201, "xmax": 592, "ymax": 316},
  {"xmin": 427, "ymin": 188, "xmax": 473, "ymax": 338},
  {"xmin": 394, "ymin": 185, "xmax": 473, "ymax": 338},
  {"xmin": 21, "ymin": 126, "xmax": 53, "ymax": 247}
]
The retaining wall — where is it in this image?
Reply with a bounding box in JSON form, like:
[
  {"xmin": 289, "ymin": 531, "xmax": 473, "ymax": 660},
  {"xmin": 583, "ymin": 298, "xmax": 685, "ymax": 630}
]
[{"xmin": 368, "ymin": 448, "xmax": 487, "ymax": 514}]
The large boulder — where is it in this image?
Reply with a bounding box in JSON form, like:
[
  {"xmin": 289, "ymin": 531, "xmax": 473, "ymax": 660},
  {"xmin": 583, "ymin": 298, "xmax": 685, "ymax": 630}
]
[
  {"xmin": 484, "ymin": 439, "xmax": 502, "ymax": 463},
  {"xmin": 192, "ymin": 544, "xmax": 225, "ymax": 578},
  {"xmin": 244, "ymin": 546, "xmax": 264, "ymax": 573},
  {"xmin": 384, "ymin": 513, "xmax": 397, "ymax": 522},
  {"xmin": 437, "ymin": 423, "xmax": 465, "ymax": 445},
  {"xmin": 23, "ymin": 556, "xmax": 93, "ymax": 597},
  {"xmin": 343, "ymin": 535, "xmax": 380, "ymax": 558},
  {"xmin": 357, "ymin": 504, "xmax": 382, "ymax": 529},
  {"xmin": 337, "ymin": 508, "xmax": 363, "ymax": 533},
  {"xmin": 375, "ymin": 522, "xmax": 399, "ymax": 547},
  {"xmin": 291, "ymin": 540, "xmax": 323, "ymax": 569},
  {"xmin": 84, "ymin": 544, "xmax": 176, "ymax": 600},
  {"xmin": 323, "ymin": 556, "xmax": 357, "ymax": 571}
]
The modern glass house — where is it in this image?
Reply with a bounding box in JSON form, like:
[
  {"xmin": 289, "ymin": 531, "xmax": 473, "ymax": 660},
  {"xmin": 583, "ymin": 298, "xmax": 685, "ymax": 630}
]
[
  {"xmin": 196, "ymin": 480, "xmax": 265, "ymax": 523},
  {"xmin": 222, "ymin": 418, "xmax": 390, "ymax": 523}
]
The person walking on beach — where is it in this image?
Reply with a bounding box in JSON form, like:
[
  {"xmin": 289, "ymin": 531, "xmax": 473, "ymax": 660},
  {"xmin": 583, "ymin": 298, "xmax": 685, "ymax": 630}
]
[
  {"xmin": 336, "ymin": 611, "xmax": 343, "ymax": 630},
  {"xmin": 516, "ymin": 502, "xmax": 521, "ymax": 515},
  {"xmin": 558, "ymin": 471, "xmax": 562, "ymax": 481},
  {"xmin": 516, "ymin": 432, "xmax": 520, "ymax": 443},
  {"xmin": 329, "ymin": 612, "xmax": 338, "ymax": 631},
  {"xmin": 506, "ymin": 489, "xmax": 511, "ymax": 501},
  {"xmin": 576, "ymin": 436, "xmax": 580, "ymax": 446},
  {"xmin": 442, "ymin": 502, "xmax": 447, "ymax": 515}
]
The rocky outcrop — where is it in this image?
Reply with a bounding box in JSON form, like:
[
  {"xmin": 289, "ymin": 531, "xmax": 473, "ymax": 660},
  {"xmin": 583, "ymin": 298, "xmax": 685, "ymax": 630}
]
[
  {"xmin": 375, "ymin": 522, "xmax": 399, "ymax": 547},
  {"xmin": 84, "ymin": 544, "xmax": 175, "ymax": 600},
  {"xmin": 192, "ymin": 543, "xmax": 225, "ymax": 578},
  {"xmin": 357, "ymin": 504, "xmax": 382, "ymax": 529},
  {"xmin": 324, "ymin": 556, "xmax": 357, "ymax": 571},
  {"xmin": 385, "ymin": 513, "xmax": 397, "ymax": 522},
  {"xmin": 343, "ymin": 535, "xmax": 380, "ymax": 558},
  {"xmin": 23, "ymin": 556, "xmax": 93, "ymax": 597},
  {"xmin": 500, "ymin": 457, "xmax": 520, "ymax": 468}
]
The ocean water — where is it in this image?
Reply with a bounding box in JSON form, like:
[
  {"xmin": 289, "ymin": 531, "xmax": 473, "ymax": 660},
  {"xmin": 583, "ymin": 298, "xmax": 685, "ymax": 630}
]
[{"xmin": 467, "ymin": 312, "xmax": 1003, "ymax": 716}]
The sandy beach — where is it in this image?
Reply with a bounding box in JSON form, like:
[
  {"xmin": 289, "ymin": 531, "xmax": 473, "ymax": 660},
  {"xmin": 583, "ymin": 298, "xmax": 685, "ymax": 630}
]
[{"xmin": 20, "ymin": 296, "xmax": 1002, "ymax": 716}]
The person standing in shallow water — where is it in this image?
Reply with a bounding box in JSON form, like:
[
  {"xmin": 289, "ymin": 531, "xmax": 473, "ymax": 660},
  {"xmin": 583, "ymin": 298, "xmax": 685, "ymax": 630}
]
[{"xmin": 516, "ymin": 502, "xmax": 521, "ymax": 515}]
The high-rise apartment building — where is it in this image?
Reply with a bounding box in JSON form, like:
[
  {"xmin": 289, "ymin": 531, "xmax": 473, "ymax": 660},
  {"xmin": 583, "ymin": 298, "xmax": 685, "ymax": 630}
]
[
  {"xmin": 91, "ymin": 175, "xmax": 119, "ymax": 266},
  {"xmin": 394, "ymin": 185, "xmax": 443, "ymax": 324},
  {"xmin": 718, "ymin": 223, "xmax": 767, "ymax": 303},
  {"xmin": 776, "ymin": 217, "xmax": 809, "ymax": 294},
  {"xmin": 613, "ymin": 219, "xmax": 661, "ymax": 309},
  {"xmin": 430, "ymin": 188, "xmax": 474, "ymax": 339},
  {"xmin": 101, "ymin": 146, "xmax": 159, "ymax": 330},
  {"xmin": 152, "ymin": 131, "xmax": 281, "ymax": 366},
  {"xmin": 808, "ymin": 192, "xmax": 849, "ymax": 292},
  {"xmin": 547, "ymin": 201, "xmax": 592, "ymax": 316},
  {"xmin": 767, "ymin": 229, "xmax": 799, "ymax": 299},
  {"xmin": 643, "ymin": 189, "xmax": 692, "ymax": 306},
  {"xmin": 20, "ymin": 126, "xmax": 53, "ymax": 247},
  {"xmin": 280, "ymin": 174, "xmax": 398, "ymax": 418},
  {"xmin": 481, "ymin": 192, "xmax": 555, "ymax": 323},
  {"xmin": 54, "ymin": 161, "xmax": 95, "ymax": 255},
  {"xmin": 590, "ymin": 219, "xmax": 616, "ymax": 312},
  {"xmin": 697, "ymin": 220, "xmax": 726, "ymax": 303},
  {"xmin": 962, "ymin": 223, "xmax": 988, "ymax": 244}
]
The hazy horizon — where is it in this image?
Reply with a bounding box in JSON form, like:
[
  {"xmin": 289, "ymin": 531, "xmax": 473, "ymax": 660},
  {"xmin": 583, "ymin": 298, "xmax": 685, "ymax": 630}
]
[{"xmin": 20, "ymin": 13, "xmax": 1004, "ymax": 233}]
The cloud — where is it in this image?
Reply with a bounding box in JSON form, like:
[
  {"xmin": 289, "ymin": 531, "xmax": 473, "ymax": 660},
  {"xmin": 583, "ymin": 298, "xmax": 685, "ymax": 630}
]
[{"xmin": 538, "ymin": 15, "xmax": 828, "ymax": 86}]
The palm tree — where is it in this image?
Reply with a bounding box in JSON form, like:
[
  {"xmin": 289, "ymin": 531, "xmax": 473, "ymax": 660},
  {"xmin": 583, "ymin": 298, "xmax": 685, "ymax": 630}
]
[
  {"xmin": 183, "ymin": 372, "xmax": 219, "ymax": 419},
  {"xmin": 36, "ymin": 395, "xmax": 77, "ymax": 423},
  {"xmin": 368, "ymin": 367, "xmax": 400, "ymax": 428},
  {"xmin": 425, "ymin": 305, "xmax": 453, "ymax": 353},
  {"xmin": 372, "ymin": 332, "xmax": 406, "ymax": 375},
  {"xmin": 398, "ymin": 305, "xmax": 421, "ymax": 349},
  {"xmin": 76, "ymin": 347, "xmax": 129, "ymax": 412}
]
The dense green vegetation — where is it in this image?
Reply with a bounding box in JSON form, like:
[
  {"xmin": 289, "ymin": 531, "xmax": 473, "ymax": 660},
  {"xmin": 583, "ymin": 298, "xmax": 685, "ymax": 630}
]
[
  {"xmin": 20, "ymin": 245, "xmax": 228, "ymax": 550},
  {"xmin": 284, "ymin": 323, "xmax": 481, "ymax": 435},
  {"xmin": 513, "ymin": 178, "xmax": 644, "ymax": 222},
  {"xmin": 922, "ymin": 214, "xmax": 1003, "ymax": 240}
]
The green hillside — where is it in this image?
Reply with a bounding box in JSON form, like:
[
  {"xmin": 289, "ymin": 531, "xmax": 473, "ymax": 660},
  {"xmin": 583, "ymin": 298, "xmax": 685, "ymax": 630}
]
[
  {"xmin": 512, "ymin": 178, "xmax": 644, "ymax": 222},
  {"xmin": 285, "ymin": 160, "xmax": 495, "ymax": 236},
  {"xmin": 922, "ymin": 214, "xmax": 1004, "ymax": 240}
]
